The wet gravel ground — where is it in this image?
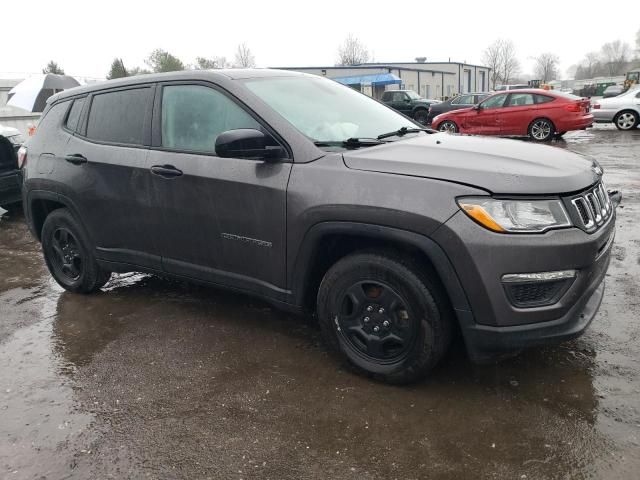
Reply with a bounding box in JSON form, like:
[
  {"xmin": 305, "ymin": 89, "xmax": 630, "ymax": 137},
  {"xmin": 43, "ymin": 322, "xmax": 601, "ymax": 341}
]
[{"xmin": 1, "ymin": 125, "xmax": 639, "ymax": 479}]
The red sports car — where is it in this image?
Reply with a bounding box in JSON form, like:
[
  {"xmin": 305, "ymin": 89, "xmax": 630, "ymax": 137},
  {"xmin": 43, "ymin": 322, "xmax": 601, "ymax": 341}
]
[{"xmin": 431, "ymin": 89, "xmax": 593, "ymax": 141}]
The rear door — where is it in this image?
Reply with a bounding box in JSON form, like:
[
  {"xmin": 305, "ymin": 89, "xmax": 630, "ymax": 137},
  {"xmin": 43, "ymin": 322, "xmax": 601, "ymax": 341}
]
[
  {"xmin": 62, "ymin": 85, "xmax": 161, "ymax": 270},
  {"xmin": 500, "ymin": 92, "xmax": 536, "ymax": 135},
  {"xmin": 148, "ymin": 82, "xmax": 291, "ymax": 294}
]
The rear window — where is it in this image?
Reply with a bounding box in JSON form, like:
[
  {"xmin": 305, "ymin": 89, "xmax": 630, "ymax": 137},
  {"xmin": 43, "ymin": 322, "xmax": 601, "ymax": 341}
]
[
  {"xmin": 86, "ymin": 88, "xmax": 151, "ymax": 145},
  {"xmin": 65, "ymin": 97, "xmax": 86, "ymax": 132}
]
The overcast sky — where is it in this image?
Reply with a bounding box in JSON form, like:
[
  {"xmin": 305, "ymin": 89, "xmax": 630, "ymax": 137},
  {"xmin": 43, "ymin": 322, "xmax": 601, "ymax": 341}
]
[{"xmin": 2, "ymin": 0, "xmax": 638, "ymax": 80}]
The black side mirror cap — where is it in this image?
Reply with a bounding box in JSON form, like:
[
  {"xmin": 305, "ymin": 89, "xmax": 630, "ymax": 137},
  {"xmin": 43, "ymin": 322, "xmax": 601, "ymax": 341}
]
[{"xmin": 215, "ymin": 129, "xmax": 285, "ymax": 161}]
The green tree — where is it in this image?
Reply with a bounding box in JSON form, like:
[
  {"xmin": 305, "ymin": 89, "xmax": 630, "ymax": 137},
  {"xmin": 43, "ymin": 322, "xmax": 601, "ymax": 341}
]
[
  {"xmin": 107, "ymin": 58, "xmax": 128, "ymax": 80},
  {"xmin": 145, "ymin": 49, "xmax": 185, "ymax": 73},
  {"xmin": 127, "ymin": 67, "xmax": 152, "ymax": 76},
  {"xmin": 42, "ymin": 61, "xmax": 65, "ymax": 75},
  {"xmin": 195, "ymin": 57, "xmax": 217, "ymax": 69}
]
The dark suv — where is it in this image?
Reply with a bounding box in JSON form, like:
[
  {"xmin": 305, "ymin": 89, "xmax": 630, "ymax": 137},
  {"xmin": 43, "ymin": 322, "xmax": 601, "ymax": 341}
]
[
  {"xmin": 381, "ymin": 90, "xmax": 439, "ymax": 124},
  {"xmin": 22, "ymin": 70, "xmax": 618, "ymax": 384}
]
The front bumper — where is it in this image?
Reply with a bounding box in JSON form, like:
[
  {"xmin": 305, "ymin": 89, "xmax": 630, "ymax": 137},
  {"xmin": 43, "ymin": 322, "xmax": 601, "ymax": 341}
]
[{"xmin": 432, "ymin": 196, "xmax": 617, "ymax": 362}]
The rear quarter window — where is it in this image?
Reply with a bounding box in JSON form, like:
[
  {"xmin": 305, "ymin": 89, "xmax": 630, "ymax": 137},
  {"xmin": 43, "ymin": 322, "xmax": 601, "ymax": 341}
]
[
  {"xmin": 38, "ymin": 101, "xmax": 71, "ymax": 132},
  {"xmin": 65, "ymin": 97, "xmax": 86, "ymax": 132},
  {"xmin": 86, "ymin": 88, "xmax": 151, "ymax": 145},
  {"xmin": 534, "ymin": 94, "xmax": 555, "ymax": 104}
]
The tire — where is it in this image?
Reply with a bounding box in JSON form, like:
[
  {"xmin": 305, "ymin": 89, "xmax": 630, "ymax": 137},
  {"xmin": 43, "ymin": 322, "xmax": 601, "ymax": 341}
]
[
  {"xmin": 41, "ymin": 208, "xmax": 111, "ymax": 293},
  {"xmin": 413, "ymin": 109, "xmax": 429, "ymax": 124},
  {"xmin": 438, "ymin": 121, "xmax": 458, "ymax": 134},
  {"xmin": 614, "ymin": 110, "xmax": 639, "ymax": 131},
  {"xmin": 528, "ymin": 118, "xmax": 554, "ymax": 141},
  {"xmin": 317, "ymin": 252, "xmax": 453, "ymax": 384}
]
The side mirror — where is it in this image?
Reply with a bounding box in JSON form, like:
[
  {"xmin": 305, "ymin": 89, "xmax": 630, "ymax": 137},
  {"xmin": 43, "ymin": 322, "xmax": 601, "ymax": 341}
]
[
  {"xmin": 404, "ymin": 98, "xmax": 411, "ymax": 103},
  {"xmin": 215, "ymin": 129, "xmax": 285, "ymax": 161},
  {"xmin": 473, "ymin": 104, "xmax": 482, "ymax": 111}
]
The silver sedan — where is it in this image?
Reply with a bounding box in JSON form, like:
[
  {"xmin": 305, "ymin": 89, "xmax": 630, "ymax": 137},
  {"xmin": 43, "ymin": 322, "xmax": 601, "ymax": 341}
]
[{"xmin": 592, "ymin": 86, "xmax": 640, "ymax": 130}]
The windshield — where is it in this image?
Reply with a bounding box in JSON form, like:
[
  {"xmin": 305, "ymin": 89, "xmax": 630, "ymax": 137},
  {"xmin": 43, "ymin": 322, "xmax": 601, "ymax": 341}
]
[
  {"xmin": 405, "ymin": 90, "xmax": 420, "ymax": 100},
  {"xmin": 244, "ymin": 76, "xmax": 416, "ymax": 142}
]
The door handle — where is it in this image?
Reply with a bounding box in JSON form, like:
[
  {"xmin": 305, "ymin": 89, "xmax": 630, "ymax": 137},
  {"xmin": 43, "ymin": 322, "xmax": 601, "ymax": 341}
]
[
  {"xmin": 150, "ymin": 164, "xmax": 183, "ymax": 178},
  {"xmin": 65, "ymin": 154, "xmax": 87, "ymax": 165}
]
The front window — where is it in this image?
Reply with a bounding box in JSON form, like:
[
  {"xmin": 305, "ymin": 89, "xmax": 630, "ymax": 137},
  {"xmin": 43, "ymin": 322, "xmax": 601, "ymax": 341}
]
[
  {"xmin": 480, "ymin": 93, "xmax": 508, "ymax": 109},
  {"xmin": 405, "ymin": 90, "xmax": 420, "ymax": 100},
  {"xmin": 244, "ymin": 76, "xmax": 416, "ymax": 142}
]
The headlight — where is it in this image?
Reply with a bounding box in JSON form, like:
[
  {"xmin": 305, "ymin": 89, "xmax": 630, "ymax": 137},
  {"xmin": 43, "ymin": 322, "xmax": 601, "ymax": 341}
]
[{"xmin": 457, "ymin": 197, "xmax": 572, "ymax": 233}]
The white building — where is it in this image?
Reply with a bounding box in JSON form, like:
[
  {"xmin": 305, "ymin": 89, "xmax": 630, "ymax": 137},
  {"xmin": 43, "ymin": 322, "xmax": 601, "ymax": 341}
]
[{"xmin": 276, "ymin": 61, "xmax": 491, "ymax": 100}]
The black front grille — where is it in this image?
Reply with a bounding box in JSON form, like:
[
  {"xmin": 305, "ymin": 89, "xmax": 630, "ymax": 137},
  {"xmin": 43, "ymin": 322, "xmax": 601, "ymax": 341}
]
[
  {"xmin": 504, "ymin": 279, "xmax": 572, "ymax": 308},
  {"xmin": 569, "ymin": 182, "xmax": 612, "ymax": 232}
]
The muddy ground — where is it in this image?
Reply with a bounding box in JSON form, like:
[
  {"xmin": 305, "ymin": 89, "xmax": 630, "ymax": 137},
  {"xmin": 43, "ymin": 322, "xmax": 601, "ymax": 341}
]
[{"xmin": 1, "ymin": 125, "xmax": 639, "ymax": 479}]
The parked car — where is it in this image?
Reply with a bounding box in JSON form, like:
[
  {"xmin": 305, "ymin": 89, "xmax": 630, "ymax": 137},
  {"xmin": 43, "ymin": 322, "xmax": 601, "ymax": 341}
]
[
  {"xmin": 426, "ymin": 92, "xmax": 490, "ymax": 124},
  {"xmin": 23, "ymin": 70, "xmax": 618, "ymax": 383},
  {"xmin": 381, "ymin": 90, "xmax": 440, "ymax": 124},
  {"xmin": 494, "ymin": 84, "xmax": 529, "ymax": 91},
  {"xmin": 0, "ymin": 125, "xmax": 25, "ymax": 213},
  {"xmin": 602, "ymin": 85, "xmax": 624, "ymax": 99},
  {"xmin": 592, "ymin": 86, "xmax": 640, "ymax": 130},
  {"xmin": 431, "ymin": 89, "xmax": 593, "ymax": 141}
]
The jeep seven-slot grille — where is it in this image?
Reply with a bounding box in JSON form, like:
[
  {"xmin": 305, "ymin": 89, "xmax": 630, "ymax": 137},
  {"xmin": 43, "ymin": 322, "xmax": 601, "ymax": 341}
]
[{"xmin": 570, "ymin": 183, "xmax": 612, "ymax": 232}]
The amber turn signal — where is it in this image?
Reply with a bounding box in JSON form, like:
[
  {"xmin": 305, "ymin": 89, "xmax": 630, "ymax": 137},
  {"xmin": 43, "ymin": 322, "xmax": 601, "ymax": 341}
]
[{"xmin": 459, "ymin": 203, "xmax": 506, "ymax": 233}]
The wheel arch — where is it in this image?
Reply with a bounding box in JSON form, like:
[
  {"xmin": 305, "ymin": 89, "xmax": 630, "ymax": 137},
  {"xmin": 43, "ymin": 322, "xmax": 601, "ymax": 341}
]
[
  {"xmin": 27, "ymin": 191, "xmax": 84, "ymax": 242},
  {"xmin": 291, "ymin": 222, "xmax": 473, "ymax": 321}
]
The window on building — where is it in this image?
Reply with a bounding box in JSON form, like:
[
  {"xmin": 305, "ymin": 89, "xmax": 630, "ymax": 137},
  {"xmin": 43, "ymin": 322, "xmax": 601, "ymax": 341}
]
[
  {"xmin": 86, "ymin": 88, "xmax": 151, "ymax": 145},
  {"xmin": 161, "ymin": 85, "xmax": 260, "ymax": 153}
]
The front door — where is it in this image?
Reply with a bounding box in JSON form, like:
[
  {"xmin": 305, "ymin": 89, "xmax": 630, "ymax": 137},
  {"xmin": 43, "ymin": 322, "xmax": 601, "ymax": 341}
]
[
  {"xmin": 466, "ymin": 93, "xmax": 507, "ymax": 135},
  {"xmin": 148, "ymin": 83, "xmax": 291, "ymax": 294}
]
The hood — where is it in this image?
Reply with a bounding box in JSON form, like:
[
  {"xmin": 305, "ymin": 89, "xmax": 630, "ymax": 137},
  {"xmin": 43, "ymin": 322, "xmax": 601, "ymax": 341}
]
[
  {"xmin": 342, "ymin": 133, "xmax": 599, "ymax": 195},
  {"xmin": 439, "ymin": 107, "xmax": 474, "ymax": 117}
]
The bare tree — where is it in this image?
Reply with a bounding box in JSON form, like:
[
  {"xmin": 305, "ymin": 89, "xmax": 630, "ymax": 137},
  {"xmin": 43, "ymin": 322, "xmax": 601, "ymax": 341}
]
[
  {"xmin": 482, "ymin": 39, "xmax": 521, "ymax": 87},
  {"xmin": 534, "ymin": 53, "xmax": 560, "ymax": 82},
  {"xmin": 337, "ymin": 34, "xmax": 370, "ymax": 66},
  {"xmin": 601, "ymin": 40, "xmax": 631, "ymax": 76},
  {"xmin": 234, "ymin": 43, "xmax": 256, "ymax": 68},
  {"xmin": 482, "ymin": 40, "xmax": 503, "ymax": 89},
  {"xmin": 500, "ymin": 40, "xmax": 520, "ymax": 85},
  {"xmin": 194, "ymin": 56, "xmax": 230, "ymax": 69}
]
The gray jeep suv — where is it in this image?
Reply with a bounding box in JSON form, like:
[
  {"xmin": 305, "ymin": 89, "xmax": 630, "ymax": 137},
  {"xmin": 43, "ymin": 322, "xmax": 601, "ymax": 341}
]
[{"xmin": 22, "ymin": 69, "xmax": 618, "ymax": 384}]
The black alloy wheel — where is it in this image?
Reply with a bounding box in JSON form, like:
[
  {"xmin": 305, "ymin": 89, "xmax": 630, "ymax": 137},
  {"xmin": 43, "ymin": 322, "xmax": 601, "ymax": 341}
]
[{"xmin": 336, "ymin": 280, "xmax": 416, "ymax": 363}]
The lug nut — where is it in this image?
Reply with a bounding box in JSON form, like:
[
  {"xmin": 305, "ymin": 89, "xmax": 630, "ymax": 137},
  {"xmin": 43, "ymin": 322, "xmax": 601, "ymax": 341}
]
[
  {"xmin": 378, "ymin": 308, "xmax": 385, "ymax": 314},
  {"xmin": 364, "ymin": 317, "xmax": 370, "ymax": 323},
  {"xmin": 383, "ymin": 320, "xmax": 390, "ymax": 328},
  {"xmin": 373, "ymin": 326, "xmax": 380, "ymax": 332},
  {"xmin": 366, "ymin": 306, "xmax": 373, "ymax": 312}
]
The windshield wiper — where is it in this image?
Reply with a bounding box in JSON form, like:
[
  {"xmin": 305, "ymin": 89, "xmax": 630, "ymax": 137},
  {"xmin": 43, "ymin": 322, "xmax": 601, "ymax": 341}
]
[
  {"xmin": 376, "ymin": 126, "xmax": 436, "ymax": 140},
  {"xmin": 313, "ymin": 137, "xmax": 387, "ymax": 149}
]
